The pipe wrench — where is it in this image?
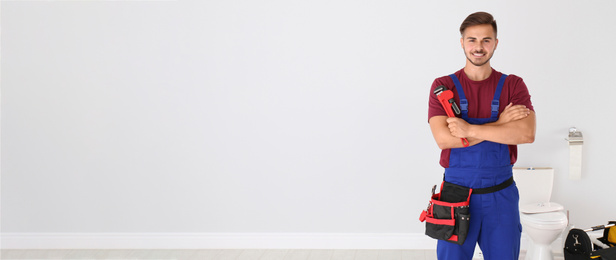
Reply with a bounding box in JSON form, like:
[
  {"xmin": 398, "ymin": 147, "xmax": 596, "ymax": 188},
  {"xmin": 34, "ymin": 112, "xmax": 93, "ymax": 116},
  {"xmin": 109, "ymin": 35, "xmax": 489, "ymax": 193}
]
[{"xmin": 434, "ymin": 85, "xmax": 469, "ymax": 147}]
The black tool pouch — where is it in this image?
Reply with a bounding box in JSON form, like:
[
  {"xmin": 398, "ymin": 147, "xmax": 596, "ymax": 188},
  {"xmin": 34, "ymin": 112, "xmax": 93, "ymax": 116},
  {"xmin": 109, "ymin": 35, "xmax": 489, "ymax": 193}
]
[
  {"xmin": 564, "ymin": 225, "xmax": 616, "ymax": 260},
  {"xmin": 419, "ymin": 181, "xmax": 472, "ymax": 245},
  {"xmin": 564, "ymin": 228, "xmax": 593, "ymax": 260}
]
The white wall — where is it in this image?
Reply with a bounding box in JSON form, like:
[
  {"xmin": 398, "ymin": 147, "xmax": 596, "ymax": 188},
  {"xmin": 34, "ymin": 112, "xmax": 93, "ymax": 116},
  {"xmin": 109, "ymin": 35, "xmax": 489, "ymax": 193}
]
[{"xmin": 1, "ymin": 0, "xmax": 615, "ymax": 245}]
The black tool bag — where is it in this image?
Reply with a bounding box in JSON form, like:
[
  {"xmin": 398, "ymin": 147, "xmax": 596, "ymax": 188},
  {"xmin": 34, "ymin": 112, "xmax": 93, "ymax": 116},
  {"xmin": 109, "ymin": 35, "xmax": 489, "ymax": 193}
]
[
  {"xmin": 564, "ymin": 222, "xmax": 616, "ymax": 260},
  {"xmin": 419, "ymin": 181, "xmax": 471, "ymax": 245}
]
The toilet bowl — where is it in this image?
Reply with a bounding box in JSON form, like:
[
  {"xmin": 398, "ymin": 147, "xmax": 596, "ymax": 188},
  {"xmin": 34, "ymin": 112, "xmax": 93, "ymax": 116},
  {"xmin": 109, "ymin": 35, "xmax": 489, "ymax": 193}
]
[
  {"xmin": 513, "ymin": 168, "xmax": 568, "ymax": 260},
  {"xmin": 521, "ymin": 210, "xmax": 568, "ymax": 260}
]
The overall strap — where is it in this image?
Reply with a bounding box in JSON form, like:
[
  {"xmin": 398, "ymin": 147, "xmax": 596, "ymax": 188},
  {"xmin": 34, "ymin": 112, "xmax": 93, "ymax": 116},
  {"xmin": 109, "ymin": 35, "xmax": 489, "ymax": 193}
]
[
  {"xmin": 448, "ymin": 74, "xmax": 468, "ymax": 118},
  {"xmin": 491, "ymin": 74, "xmax": 508, "ymax": 119}
]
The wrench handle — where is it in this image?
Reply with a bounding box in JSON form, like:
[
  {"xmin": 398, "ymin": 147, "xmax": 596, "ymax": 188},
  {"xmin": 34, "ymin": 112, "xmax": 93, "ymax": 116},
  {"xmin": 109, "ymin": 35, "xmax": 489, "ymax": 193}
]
[{"xmin": 461, "ymin": 138, "xmax": 469, "ymax": 147}]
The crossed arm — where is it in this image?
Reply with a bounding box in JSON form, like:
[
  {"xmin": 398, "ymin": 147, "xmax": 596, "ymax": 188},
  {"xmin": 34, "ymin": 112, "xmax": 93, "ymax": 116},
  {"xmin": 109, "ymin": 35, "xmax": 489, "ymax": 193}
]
[{"xmin": 429, "ymin": 103, "xmax": 536, "ymax": 150}]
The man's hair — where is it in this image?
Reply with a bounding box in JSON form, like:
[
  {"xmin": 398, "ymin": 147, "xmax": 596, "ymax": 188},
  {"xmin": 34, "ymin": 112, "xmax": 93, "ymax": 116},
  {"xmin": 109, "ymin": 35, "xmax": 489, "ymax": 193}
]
[{"xmin": 460, "ymin": 12, "xmax": 497, "ymax": 36}]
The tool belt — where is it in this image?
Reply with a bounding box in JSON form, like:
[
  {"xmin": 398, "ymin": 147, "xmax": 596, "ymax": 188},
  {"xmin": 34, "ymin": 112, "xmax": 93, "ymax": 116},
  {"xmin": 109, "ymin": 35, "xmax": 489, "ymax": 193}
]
[{"xmin": 419, "ymin": 177, "xmax": 514, "ymax": 245}]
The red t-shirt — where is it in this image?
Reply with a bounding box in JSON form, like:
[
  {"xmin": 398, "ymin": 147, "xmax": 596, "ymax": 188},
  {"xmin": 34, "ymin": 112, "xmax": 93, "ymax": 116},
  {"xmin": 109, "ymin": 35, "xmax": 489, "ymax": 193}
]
[{"xmin": 428, "ymin": 68, "xmax": 534, "ymax": 168}]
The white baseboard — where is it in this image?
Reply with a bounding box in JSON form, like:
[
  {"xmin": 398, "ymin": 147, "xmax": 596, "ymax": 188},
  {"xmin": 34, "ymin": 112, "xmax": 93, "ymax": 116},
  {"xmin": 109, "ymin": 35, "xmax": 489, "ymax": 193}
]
[
  {"xmin": 1, "ymin": 232, "xmax": 564, "ymax": 252},
  {"xmin": 0, "ymin": 233, "xmax": 437, "ymax": 249}
]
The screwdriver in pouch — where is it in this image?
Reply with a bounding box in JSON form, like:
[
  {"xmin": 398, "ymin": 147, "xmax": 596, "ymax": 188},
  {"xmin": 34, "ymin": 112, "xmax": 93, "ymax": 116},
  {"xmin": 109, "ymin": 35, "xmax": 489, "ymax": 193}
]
[{"xmin": 434, "ymin": 85, "xmax": 469, "ymax": 147}]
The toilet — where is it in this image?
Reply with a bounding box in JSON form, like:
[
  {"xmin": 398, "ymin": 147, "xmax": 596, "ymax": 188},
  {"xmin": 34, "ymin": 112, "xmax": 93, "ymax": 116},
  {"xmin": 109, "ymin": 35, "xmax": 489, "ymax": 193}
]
[{"xmin": 513, "ymin": 167, "xmax": 568, "ymax": 260}]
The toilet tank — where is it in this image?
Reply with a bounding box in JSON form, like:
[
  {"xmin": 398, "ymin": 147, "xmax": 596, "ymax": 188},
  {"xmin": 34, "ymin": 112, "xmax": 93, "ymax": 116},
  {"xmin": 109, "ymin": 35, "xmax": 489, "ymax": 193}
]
[{"xmin": 512, "ymin": 167, "xmax": 554, "ymax": 206}]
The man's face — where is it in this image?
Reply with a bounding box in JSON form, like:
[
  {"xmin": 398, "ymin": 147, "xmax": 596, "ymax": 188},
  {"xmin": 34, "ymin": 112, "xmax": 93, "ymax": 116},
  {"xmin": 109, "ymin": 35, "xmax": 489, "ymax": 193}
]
[{"xmin": 460, "ymin": 24, "xmax": 498, "ymax": 67}]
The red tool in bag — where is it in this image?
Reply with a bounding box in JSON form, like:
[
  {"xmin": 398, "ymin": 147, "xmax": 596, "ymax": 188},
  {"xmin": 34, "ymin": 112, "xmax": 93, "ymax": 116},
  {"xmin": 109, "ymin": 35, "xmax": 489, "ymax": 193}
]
[{"xmin": 434, "ymin": 85, "xmax": 469, "ymax": 147}]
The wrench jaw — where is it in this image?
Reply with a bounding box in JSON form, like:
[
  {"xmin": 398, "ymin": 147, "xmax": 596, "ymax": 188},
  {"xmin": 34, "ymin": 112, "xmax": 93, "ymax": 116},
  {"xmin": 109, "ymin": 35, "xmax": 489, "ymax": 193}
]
[
  {"xmin": 451, "ymin": 101, "xmax": 461, "ymax": 115},
  {"xmin": 434, "ymin": 85, "xmax": 447, "ymax": 96}
]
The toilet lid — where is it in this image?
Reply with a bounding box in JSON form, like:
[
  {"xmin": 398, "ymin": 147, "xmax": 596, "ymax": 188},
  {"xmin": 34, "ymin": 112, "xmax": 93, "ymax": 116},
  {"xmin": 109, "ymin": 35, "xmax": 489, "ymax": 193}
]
[
  {"xmin": 520, "ymin": 202, "xmax": 564, "ymax": 213},
  {"xmin": 521, "ymin": 211, "xmax": 568, "ymax": 225}
]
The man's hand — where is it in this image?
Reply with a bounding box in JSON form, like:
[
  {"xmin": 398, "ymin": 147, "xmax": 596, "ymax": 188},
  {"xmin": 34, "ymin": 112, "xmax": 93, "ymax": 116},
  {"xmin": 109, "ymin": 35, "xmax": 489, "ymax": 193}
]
[
  {"xmin": 446, "ymin": 117, "xmax": 472, "ymax": 138},
  {"xmin": 430, "ymin": 116, "xmax": 484, "ymax": 149},
  {"xmin": 495, "ymin": 103, "xmax": 530, "ymax": 125}
]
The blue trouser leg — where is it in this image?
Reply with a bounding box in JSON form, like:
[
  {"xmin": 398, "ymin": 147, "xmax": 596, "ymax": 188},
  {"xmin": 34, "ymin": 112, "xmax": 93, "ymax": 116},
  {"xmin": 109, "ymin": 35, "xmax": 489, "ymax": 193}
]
[{"xmin": 478, "ymin": 184, "xmax": 522, "ymax": 260}]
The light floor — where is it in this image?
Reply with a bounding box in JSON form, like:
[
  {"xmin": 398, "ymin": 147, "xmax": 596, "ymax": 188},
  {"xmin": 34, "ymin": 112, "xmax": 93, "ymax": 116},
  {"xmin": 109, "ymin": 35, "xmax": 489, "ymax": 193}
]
[
  {"xmin": 2, "ymin": 249, "xmax": 431, "ymax": 260},
  {"xmin": 0, "ymin": 249, "xmax": 562, "ymax": 260}
]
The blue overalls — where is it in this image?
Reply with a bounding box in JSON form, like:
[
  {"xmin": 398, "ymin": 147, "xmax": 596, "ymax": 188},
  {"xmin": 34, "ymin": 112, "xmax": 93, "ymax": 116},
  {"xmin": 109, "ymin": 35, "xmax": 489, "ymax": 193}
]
[{"xmin": 436, "ymin": 74, "xmax": 522, "ymax": 260}]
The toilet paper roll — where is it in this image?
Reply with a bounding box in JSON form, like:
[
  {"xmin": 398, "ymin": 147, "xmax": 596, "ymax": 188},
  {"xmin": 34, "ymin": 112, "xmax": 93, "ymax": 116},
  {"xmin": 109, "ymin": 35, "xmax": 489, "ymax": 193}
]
[{"xmin": 569, "ymin": 143, "xmax": 582, "ymax": 180}]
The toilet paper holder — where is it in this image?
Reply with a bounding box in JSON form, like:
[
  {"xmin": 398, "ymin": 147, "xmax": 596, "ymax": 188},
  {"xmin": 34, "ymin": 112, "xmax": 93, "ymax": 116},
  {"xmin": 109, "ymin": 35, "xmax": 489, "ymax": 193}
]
[{"xmin": 566, "ymin": 127, "xmax": 583, "ymax": 145}]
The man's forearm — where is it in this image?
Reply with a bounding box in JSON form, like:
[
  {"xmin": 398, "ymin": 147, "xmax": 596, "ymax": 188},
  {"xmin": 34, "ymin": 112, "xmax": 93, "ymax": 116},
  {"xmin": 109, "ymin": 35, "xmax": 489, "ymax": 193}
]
[
  {"xmin": 429, "ymin": 116, "xmax": 484, "ymax": 149},
  {"xmin": 467, "ymin": 111, "xmax": 536, "ymax": 145}
]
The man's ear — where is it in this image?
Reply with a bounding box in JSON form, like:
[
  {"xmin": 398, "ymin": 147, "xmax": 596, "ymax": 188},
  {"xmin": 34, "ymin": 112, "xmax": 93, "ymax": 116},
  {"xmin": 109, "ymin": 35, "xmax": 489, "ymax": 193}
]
[{"xmin": 460, "ymin": 37, "xmax": 464, "ymax": 48}]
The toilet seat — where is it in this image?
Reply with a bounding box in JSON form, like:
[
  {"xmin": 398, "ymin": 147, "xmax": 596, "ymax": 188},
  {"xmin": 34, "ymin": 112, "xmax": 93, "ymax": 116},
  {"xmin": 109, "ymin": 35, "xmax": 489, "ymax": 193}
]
[
  {"xmin": 520, "ymin": 202, "xmax": 564, "ymax": 213},
  {"xmin": 521, "ymin": 211, "xmax": 568, "ymax": 230}
]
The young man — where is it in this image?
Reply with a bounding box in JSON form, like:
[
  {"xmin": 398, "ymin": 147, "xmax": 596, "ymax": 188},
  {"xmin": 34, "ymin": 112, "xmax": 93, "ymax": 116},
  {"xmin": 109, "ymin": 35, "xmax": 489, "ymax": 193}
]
[{"xmin": 427, "ymin": 12, "xmax": 536, "ymax": 260}]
